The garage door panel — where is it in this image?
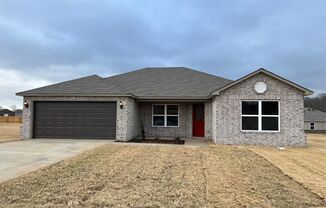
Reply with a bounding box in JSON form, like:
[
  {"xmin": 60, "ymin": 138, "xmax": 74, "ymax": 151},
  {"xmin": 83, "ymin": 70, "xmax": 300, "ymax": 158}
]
[
  {"xmin": 36, "ymin": 117, "xmax": 116, "ymax": 123},
  {"xmin": 34, "ymin": 101, "xmax": 116, "ymax": 139},
  {"xmin": 36, "ymin": 122, "xmax": 116, "ymax": 128}
]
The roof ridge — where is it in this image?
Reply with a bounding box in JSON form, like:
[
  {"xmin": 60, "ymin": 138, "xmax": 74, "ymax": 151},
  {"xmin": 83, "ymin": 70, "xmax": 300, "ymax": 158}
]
[
  {"xmin": 104, "ymin": 67, "xmax": 149, "ymax": 79},
  {"xmin": 105, "ymin": 66, "xmax": 232, "ymax": 82},
  {"xmin": 178, "ymin": 67, "xmax": 233, "ymax": 81}
]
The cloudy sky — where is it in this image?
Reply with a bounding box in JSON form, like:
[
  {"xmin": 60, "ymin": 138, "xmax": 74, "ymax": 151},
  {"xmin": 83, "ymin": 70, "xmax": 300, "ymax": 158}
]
[{"xmin": 0, "ymin": 0, "xmax": 325, "ymax": 109}]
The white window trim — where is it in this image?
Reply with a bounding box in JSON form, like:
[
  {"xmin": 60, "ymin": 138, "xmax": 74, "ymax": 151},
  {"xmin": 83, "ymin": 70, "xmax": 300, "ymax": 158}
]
[
  {"xmin": 152, "ymin": 104, "xmax": 179, "ymax": 127},
  {"xmin": 310, "ymin": 122, "xmax": 315, "ymax": 130},
  {"xmin": 241, "ymin": 100, "xmax": 280, "ymax": 133}
]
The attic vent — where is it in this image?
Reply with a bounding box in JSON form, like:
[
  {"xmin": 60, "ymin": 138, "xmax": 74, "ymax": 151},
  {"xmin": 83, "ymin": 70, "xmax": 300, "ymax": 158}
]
[{"xmin": 254, "ymin": 82, "xmax": 267, "ymax": 94}]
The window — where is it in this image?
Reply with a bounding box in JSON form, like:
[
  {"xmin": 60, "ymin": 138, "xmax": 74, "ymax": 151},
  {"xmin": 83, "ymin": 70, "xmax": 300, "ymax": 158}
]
[
  {"xmin": 241, "ymin": 101, "xmax": 279, "ymax": 132},
  {"xmin": 310, "ymin": 122, "xmax": 315, "ymax": 130},
  {"xmin": 153, "ymin": 104, "xmax": 179, "ymax": 127}
]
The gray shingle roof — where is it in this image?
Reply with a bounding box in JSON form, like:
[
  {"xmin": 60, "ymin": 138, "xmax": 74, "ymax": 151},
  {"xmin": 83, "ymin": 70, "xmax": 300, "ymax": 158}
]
[
  {"xmin": 17, "ymin": 67, "xmax": 232, "ymax": 98},
  {"xmin": 16, "ymin": 75, "xmax": 131, "ymax": 96},
  {"xmin": 304, "ymin": 108, "xmax": 326, "ymax": 122},
  {"xmin": 104, "ymin": 67, "xmax": 232, "ymax": 98}
]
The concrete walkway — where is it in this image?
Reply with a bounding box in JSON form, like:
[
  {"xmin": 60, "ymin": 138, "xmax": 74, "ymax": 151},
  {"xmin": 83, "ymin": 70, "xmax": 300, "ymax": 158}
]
[{"xmin": 0, "ymin": 139, "xmax": 112, "ymax": 182}]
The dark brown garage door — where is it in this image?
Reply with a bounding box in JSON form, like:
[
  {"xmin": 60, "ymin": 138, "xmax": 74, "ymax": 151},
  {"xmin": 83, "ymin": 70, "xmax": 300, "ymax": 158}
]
[{"xmin": 33, "ymin": 101, "xmax": 116, "ymax": 139}]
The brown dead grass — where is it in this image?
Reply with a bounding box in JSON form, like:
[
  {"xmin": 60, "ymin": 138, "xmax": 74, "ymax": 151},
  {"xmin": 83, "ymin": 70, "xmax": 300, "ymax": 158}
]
[
  {"xmin": 251, "ymin": 134, "xmax": 326, "ymax": 200},
  {"xmin": 0, "ymin": 144, "xmax": 324, "ymax": 208},
  {"xmin": 206, "ymin": 145, "xmax": 325, "ymax": 208},
  {"xmin": 0, "ymin": 123, "xmax": 21, "ymax": 142}
]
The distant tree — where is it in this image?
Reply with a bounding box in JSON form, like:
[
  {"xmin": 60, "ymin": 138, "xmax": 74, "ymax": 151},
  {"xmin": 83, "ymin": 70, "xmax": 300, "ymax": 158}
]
[
  {"xmin": 304, "ymin": 93, "xmax": 326, "ymax": 112},
  {"xmin": 0, "ymin": 106, "xmax": 3, "ymax": 110},
  {"xmin": 10, "ymin": 104, "xmax": 17, "ymax": 112}
]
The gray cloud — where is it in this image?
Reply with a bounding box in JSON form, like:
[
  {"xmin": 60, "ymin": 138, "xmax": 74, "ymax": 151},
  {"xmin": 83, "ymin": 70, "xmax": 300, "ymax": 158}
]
[{"xmin": 0, "ymin": 0, "xmax": 326, "ymax": 108}]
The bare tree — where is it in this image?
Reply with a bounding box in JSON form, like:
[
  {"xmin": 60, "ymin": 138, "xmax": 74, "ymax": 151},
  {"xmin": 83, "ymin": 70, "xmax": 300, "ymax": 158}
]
[{"xmin": 10, "ymin": 104, "xmax": 17, "ymax": 112}]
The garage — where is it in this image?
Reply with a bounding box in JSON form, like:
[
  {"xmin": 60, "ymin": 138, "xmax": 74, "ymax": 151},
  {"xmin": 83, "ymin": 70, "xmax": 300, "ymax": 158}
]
[{"xmin": 33, "ymin": 101, "xmax": 117, "ymax": 139}]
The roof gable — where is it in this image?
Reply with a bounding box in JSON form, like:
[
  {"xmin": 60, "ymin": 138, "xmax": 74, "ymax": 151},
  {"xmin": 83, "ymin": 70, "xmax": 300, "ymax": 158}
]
[{"xmin": 209, "ymin": 68, "xmax": 313, "ymax": 97}]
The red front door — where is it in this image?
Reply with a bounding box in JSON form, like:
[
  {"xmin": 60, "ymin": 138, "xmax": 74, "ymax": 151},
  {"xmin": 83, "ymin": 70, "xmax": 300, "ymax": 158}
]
[{"xmin": 193, "ymin": 104, "xmax": 205, "ymax": 137}]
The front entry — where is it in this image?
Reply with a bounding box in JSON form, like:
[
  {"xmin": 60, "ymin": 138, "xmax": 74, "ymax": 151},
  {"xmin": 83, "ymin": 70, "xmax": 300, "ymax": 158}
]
[{"xmin": 192, "ymin": 104, "xmax": 205, "ymax": 137}]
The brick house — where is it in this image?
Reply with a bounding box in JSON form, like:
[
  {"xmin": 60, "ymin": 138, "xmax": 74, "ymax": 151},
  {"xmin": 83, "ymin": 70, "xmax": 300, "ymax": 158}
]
[{"xmin": 17, "ymin": 67, "xmax": 313, "ymax": 146}]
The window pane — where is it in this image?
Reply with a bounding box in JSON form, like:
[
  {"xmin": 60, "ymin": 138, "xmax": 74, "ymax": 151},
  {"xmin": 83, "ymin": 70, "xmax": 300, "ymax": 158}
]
[
  {"xmin": 242, "ymin": 116, "xmax": 258, "ymax": 130},
  {"xmin": 167, "ymin": 116, "xmax": 178, "ymax": 126},
  {"xmin": 153, "ymin": 105, "xmax": 164, "ymax": 115},
  {"xmin": 262, "ymin": 117, "xmax": 279, "ymax": 131},
  {"xmin": 153, "ymin": 116, "xmax": 165, "ymax": 126},
  {"xmin": 242, "ymin": 101, "xmax": 258, "ymax": 115},
  {"xmin": 167, "ymin": 105, "xmax": 178, "ymax": 115},
  {"xmin": 262, "ymin": 101, "xmax": 279, "ymax": 115}
]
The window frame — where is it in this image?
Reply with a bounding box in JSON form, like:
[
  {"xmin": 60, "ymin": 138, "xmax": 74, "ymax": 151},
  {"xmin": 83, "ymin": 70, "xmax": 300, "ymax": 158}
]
[
  {"xmin": 152, "ymin": 104, "xmax": 179, "ymax": 127},
  {"xmin": 241, "ymin": 100, "xmax": 280, "ymax": 133},
  {"xmin": 310, "ymin": 122, "xmax": 315, "ymax": 130}
]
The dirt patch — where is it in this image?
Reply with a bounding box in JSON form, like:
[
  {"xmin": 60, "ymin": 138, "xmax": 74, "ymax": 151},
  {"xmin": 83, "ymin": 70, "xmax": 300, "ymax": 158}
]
[
  {"xmin": 0, "ymin": 123, "xmax": 21, "ymax": 142},
  {"xmin": 0, "ymin": 144, "xmax": 324, "ymax": 207},
  {"xmin": 251, "ymin": 134, "xmax": 326, "ymax": 200}
]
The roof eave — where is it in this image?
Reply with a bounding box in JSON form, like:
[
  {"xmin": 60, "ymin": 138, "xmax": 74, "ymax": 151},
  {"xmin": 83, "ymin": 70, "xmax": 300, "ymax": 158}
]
[
  {"xmin": 136, "ymin": 96, "xmax": 209, "ymax": 102},
  {"xmin": 16, "ymin": 93, "xmax": 135, "ymax": 98},
  {"xmin": 16, "ymin": 93, "xmax": 210, "ymax": 101}
]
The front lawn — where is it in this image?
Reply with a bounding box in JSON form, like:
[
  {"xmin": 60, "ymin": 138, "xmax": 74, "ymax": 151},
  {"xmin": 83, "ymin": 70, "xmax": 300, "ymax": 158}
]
[
  {"xmin": 0, "ymin": 144, "xmax": 324, "ymax": 208},
  {"xmin": 251, "ymin": 133, "xmax": 326, "ymax": 199}
]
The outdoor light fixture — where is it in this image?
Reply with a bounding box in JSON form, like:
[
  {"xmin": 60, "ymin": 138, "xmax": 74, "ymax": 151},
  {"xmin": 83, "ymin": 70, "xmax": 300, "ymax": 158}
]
[
  {"xmin": 23, "ymin": 100, "xmax": 29, "ymax": 108},
  {"xmin": 119, "ymin": 101, "xmax": 123, "ymax": 109}
]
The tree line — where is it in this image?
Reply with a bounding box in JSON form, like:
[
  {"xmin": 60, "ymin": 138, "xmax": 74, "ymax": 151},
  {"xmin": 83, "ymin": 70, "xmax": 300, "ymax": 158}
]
[{"xmin": 305, "ymin": 93, "xmax": 326, "ymax": 112}]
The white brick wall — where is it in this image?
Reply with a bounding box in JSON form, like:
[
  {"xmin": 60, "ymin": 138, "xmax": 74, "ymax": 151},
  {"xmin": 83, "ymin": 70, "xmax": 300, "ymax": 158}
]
[{"xmin": 212, "ymin": 73, "xmax": 306, "ymax": 147}]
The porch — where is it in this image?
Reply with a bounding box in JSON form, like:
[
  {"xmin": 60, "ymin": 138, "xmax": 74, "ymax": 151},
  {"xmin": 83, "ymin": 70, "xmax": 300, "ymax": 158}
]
[{"xmin": 136, "ymin": 101, "xmax": 212, "ymax": 140}]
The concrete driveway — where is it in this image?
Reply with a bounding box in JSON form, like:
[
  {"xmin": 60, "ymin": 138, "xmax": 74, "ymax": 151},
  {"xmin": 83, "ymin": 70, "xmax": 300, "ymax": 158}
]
[{"xmin": 0, "ymin": 139, "xmax": 113, "ymax": 182}]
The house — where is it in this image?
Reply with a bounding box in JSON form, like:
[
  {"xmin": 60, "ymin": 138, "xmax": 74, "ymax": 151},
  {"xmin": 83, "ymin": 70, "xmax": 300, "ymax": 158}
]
[
  {"xmin": 14, "ymin": 109, "xmax": 23, "ymax": 117},
  {"xmin": 304, "ymin": 108, "xmax": 326, "ymax": 132},
  {"xmin": 16, "ymin": 67, "xmax": 313, "ymax": 146},
  {"xmin": 0, "ymin": 109, "xmax": 15, "ymax": 117}
]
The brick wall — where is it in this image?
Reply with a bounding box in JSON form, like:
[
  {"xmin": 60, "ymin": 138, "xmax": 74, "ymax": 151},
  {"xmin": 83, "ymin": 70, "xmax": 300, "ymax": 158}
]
[
  {"xmin": 212, "ymin": 72, "xmax": 306, "ymax": 147},
  {"xmin": 21, "ymin": 96, "xmax": 137, "ymax": 141}
]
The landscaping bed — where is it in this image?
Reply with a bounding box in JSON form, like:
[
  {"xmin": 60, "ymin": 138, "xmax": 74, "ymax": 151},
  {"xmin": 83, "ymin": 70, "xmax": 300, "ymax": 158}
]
[
  {"xmin": 139, "ymin": 138, "xmax": 185, "ymax": 144},
  {"xmin": 116, "ymin": 137, "xmax": 185, "ymax": 145}
]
